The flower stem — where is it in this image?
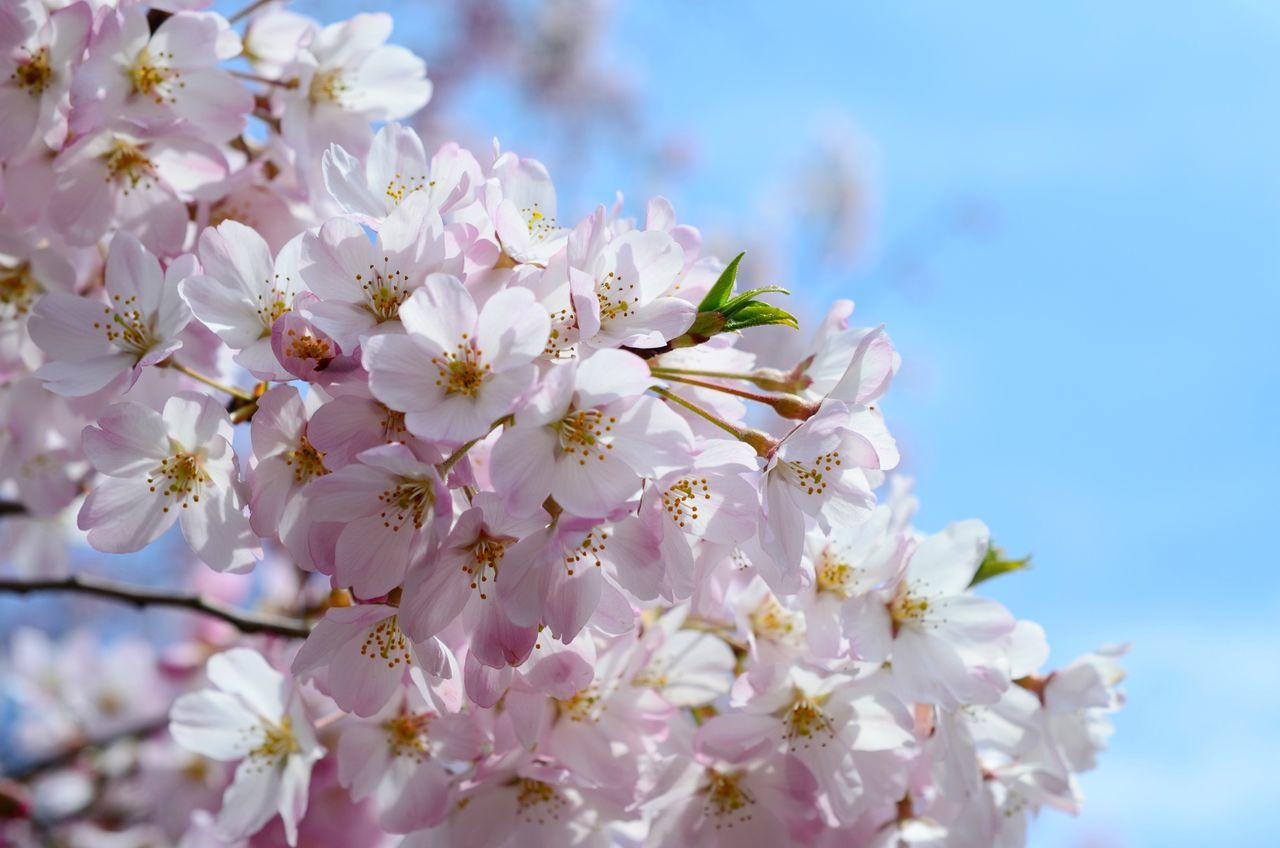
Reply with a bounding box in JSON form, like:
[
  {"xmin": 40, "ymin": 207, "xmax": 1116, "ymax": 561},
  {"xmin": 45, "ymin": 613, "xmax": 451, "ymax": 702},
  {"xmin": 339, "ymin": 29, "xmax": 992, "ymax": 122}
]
[
  {"xmin": 654, "ymin": 373, "xmax": 780, "ymax": 405},
  {"xmin": 649, "ymin": 366, "xmax": 760, "ymax": 382},
  {"xmin": 437, "ymin": 416, "xmax": 511, "ymax": 476},
  {"xmin": 649, "ymin": 386, "xmax": 746, "ymax": 439},
  {"xmin": 164, "ymin": 361, "xmax": 256, "ymax": 402}
]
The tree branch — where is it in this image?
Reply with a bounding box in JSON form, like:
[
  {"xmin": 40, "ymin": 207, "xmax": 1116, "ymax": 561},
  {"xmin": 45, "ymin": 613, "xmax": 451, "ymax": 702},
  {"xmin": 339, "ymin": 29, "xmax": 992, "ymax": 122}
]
[
  {"xmin": 0, "ymin": 574, "xmax": 312, "ymax": 639},
  {"xmin": 5, "ymin": 717, "xmax": 170, "ymax": 782}
]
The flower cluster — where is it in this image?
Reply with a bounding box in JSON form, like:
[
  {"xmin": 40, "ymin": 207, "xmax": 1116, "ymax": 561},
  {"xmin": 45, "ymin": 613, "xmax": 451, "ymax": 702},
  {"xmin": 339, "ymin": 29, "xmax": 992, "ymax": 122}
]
[{"xmin": 0, "ymin": 2, "xmax": 1125, "ymax": 847}]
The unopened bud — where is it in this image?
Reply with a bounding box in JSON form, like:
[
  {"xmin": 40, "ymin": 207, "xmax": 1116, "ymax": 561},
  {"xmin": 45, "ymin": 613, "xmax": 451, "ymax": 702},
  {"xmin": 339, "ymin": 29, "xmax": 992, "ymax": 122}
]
[
  {"xmin": 740, "ymin": 428, "xmax": 779, "ymax": 458},
  {"xmin": 769, "ymin": 394, "xmax": 820, "ymax": 420}
]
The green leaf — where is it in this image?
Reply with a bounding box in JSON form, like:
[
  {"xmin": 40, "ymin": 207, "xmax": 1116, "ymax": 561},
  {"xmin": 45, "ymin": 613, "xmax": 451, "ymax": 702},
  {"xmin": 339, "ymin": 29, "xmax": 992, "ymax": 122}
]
[
  {"xmin": 719, "ymin": 286, "xmax": 792, "ymax": 318},
  {"xmin": 696, "ymin": 252, "xmax": 745, "ymax": 312},
  {"xmin": 721, "ymin": 301, "xmax": 800, "ymax": 332},
  {"xmin": 969, "ymin": 545, "xmax": 1032, "ymax": 587}
]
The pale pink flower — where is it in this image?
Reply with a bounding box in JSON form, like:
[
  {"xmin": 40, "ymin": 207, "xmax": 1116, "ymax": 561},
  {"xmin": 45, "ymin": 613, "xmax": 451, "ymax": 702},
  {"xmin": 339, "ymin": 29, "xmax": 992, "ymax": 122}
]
[
  {"xmin": 698, "ymin": 667, "xmax": 915, "ymax": 827},
  {"xmin": 29, "ymin": 232, "xmax": 192, "ymax": 396},
  {"xmin": 844, "ymin": 520, "xmax": 1016, "ymax": 707},
  {"xmin": 568, "ymin": 207, "xmax": 695, "ymax": 349},
  {"xmin": 398, "ymin": 493, "xmax": 545, "ymax": 668},
  {"xmin": 796, "ymin": 507, "xmax": 909, "ymax": 659},
  {"xmin": 247, "ymin": 385, "xmax": 328, "ymax": 568},
  {"xmin": 757, "ymin": 400, "xmax": 898, "ymax": 593},
  {"xmin": 364, "ymin": 276, "xmax": 548, "ymax": 444},
  {"xmin": 0, "ymin": 1, "xmax": 92, "ymax": 161},
  {"xmin": 292, "ymin": 603, "xmax": 448, "ymax": 718},
  {"xmin": 323, "ymin": 123, "xmax": 482, "ymax": 225},
  {"xmin": 49, "ymin": 128, "xmax": 227, "ymax": 253},
  {"xmin": 169, "ymin": 648, "xmax": 325, "ymax": 846},
  {"xmin": 637, "ymin": 439, "xmax": 761, "ymax": 599},
  {"xmin": 78, "ymin": 391, "xmax": 260, "ymax": 572},
  {"xmin": 624, "ymin": 608, "xmax": 736, "ymax": 708},
  {"xmin": 489, "ymin": 348, "xmax": 694, "ymax": 519},
  {"xmin": 180, "ymin": 221, "xmax": 306, "ymax": 380},
  {"xmin": 489, "ymin": 149, "xmax": 568, "ymax": 265},
  {"xmin": 70, "ymin": 5, "xmax": 251, "ymax": 142},
  {"xmin": 298, "ymin": 193, "xmax": 462, "ymax": 349},
  {"xmin": 647, "ymin": 748, "xmax": 821, "ymax": 848},
  {"xmin": 0, "ymin": 236, "xmax": 81, "ymax": 378},
  {"xmin": 335, "ymin": 678, "xmax": 485, "ymax": 833},
  {"xmin": 497, "ymin": 514, "xmax": 660, "ymax": 645},
  {"xmin": 278, "ymin": 13, "xmax": 432, "ymax": 169},
  {"xmin": 301, "ymin": 442, "xmax": 450, "ymax": 598}
]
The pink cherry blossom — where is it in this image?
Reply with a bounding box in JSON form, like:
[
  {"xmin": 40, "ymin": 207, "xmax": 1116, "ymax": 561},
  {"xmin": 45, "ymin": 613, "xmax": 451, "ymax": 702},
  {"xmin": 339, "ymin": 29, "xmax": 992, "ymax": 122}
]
[
  {"xmin": 364, "ymin": 276, "xmax": 549, "ymax": 444},
  {"xmin": 78, "ymin": 391, "xmax": 259, "ymax": 572},
  {"xmin": 169, "ymin": 648, "xmax": 325, "ymax": 846},
  {"xmin": 29, "ymin": 231, "xmax": 191, "ymax": 396}
]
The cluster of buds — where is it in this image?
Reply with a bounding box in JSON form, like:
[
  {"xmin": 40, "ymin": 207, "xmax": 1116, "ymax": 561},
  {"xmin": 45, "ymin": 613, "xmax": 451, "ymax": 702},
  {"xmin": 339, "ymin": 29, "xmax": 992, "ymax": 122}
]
[{"xmin": 0, "ymin": 2, "xmax": 1124, "ymax": 846}]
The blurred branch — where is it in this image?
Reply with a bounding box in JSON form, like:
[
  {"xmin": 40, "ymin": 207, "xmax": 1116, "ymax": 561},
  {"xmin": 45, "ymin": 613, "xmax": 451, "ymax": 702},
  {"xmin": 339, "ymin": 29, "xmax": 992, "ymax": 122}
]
[
  {"xmin": 4, "ymin": 717, "xmax": 170, "ymax": 782},
  {"xmin": 0, "ymin": 499, "xmax": 24, "ymax": 517},
  {"xmin": 0, "ymin": 574, "xmax": 312, "ymax": 639}
]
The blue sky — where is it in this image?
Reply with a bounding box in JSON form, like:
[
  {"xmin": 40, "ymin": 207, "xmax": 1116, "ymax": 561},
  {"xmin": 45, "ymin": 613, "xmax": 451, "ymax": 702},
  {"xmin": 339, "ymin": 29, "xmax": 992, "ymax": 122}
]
[{"xmin": 407, "ymin": 2, "xmax": 1279, "ymax": 843}]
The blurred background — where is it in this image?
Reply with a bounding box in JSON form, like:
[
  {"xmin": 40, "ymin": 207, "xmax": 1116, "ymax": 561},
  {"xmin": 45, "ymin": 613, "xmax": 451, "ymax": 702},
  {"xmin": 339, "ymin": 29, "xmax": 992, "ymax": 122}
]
[
  {"xmin": 341, "ymin": 0, "xmax": 1278, "ymax": 843},
  {"xmin": 9, "ymin": 1, "xmax": 1280, "ymax": 844}
]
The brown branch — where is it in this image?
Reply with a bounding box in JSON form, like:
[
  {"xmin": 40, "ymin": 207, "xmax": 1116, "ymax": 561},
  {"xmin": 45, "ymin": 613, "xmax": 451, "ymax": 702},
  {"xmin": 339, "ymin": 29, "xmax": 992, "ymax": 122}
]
[
  {"xmin": 5, "ymin": 717, "xmax": 170, "ymax": 782},
  {"xmin": 0, "ymin": 499, "xmax": 25, "ymax": 517},
  {"xmin": 0, "ymin": 574, "xmax": 312, "ymax": 639}
]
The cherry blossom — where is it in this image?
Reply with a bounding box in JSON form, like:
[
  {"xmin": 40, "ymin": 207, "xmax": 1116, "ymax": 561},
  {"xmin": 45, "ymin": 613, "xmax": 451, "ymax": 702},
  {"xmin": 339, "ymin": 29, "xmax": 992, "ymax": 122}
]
[
  {"xmin": 78, "ymin": 391, "xmax": 259, "ymax": 572},
  {"xmin": 364, "ymin": 277, "xmax": 548, "ymax": 444},
  {"xmin": 169, "ymin": 648, "xmax": 325, "ymax": 846},
  {"xmin": 30, "ymin": 231, "xmax": 191, "ymax": 396}
]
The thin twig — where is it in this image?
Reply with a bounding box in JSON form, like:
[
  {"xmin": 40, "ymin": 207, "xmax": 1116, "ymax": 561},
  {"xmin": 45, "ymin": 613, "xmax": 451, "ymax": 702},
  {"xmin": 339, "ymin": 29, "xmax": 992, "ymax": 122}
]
[
  {"xmin": 5, "ymin": 718, "xmax": 170, "ymax": 782},
  {"xmin": 0, "ymin": 574, "xmax": 312, "ymax": 639}
]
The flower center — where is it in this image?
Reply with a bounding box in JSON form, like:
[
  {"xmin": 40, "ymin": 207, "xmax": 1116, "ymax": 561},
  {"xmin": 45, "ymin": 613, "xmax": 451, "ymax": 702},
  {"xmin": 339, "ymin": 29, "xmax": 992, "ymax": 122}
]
[
  {"xmin": 382, "ymin": 711, "xmax": 430, "ymax": 760},
  {"xmin": 522, "ymin": 204, "xmax": 558, "ymax": 242},
  {"xmin": 554, "ymin": 408, "xmax": 615, "ymax": 465},
  {"xmin": 360, "ymin": 615, "xmax": 412, "ymax": 669},
  {"xmin": 148, "ymin": 449, "xmax": 210, "ymax": 512},
  {"xmin": 102, "ymin": 139, "xmax": 156, "ymax": 191},
  {"xmin": 284, "ymin": 436, "xmax": 327, "ymax": 484},
  {"xmin": 249, "ymin": 717, "xmax": 300, "ymax": 766},
  {"xmin": 562, "ymin": 528, "xmax": 608, "ymax": 577},
  {"xmin": 701, "ymin": 769, "xmax": 755, "ymax": 825},
  {"xmin": 783, "ymin": 449, "xmax": 842, "ymax": 497},
  {"xmin": 463, "ymin": 534, "xmax": 508, "ymax": 600},
  {"xmin": 91, "ymin": 291, "xmax": 159, "ymax": 359},
  {"xmin": 782, "ymin": 693, "xmax": 836, "ymax": 752},
  {"xmin": 555, "ymin": 682, "xmax": 603, "ymax": 723},
  {"xmin": 750, "ymin": 596, "xmax": 803, "ymax": 645},
  {"xmin": 513, "ymin": 778, "xmax": 568, "ymax": 824},
  {"xmin": 12, "ymin": 47, "xmax": 52, "ymax": 95},
  {"xmin": 433, "ymin": 338, "xmax": 489, "ymax": 397},
  {"xmin": 596, "ymin": 270, "xmax": 637, "ymax": 323},
  {"xmin": 377, "ymin": 479, "xmax": 435, "ymax": 531},
  {"xmin": 254, "ymin": 282, "xmax": 292, "ymax": 331},
  {"xmin": 0, "ymin": 262, "xmax": 42, "ymax": 321},
  {"xmin": 661, "ymin": 476, "xmax": 711, "ymax": 530},
  {"xmin": 355, "ymin": 265, "xmax": 411, "ymax": 322},
  {"xmin": 385, "ymin": 171, "xmax": 429, "ymax": 204},
  {"xmin": 815, "ymin": 549, "xmax": 853, "ymax": 597},
  {"xmin": 309, "ymin": 68, "xmax": 350, "ymax": 106},
  {"xmin": 129, "ymin": 48, "xmax": 179, "ymax": 104},
  {"xmin": 889, "ymin": 584, "xmax": 930, "ymax": 628},
  {"xmin": 284, "ymin": 327, "xmax": 334, "ymax": 364}
]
